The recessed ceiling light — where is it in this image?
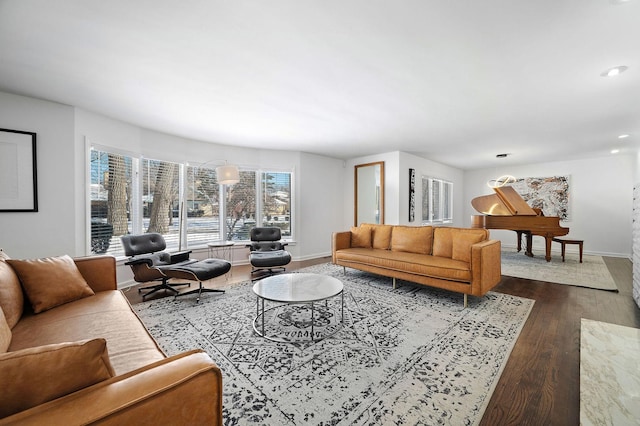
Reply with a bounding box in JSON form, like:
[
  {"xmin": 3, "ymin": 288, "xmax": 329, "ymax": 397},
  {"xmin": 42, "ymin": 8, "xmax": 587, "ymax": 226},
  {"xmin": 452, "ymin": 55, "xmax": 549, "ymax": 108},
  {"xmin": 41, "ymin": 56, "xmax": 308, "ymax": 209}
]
[
  {"xmin": 618, "ymin": 134, "xmax": 630, "ymax": 139},
  {"xmin": 611, "ymin": 149, "xmax": 620, "ymax": 154},
  {"xmin": 601, "ymin": 66, "xmax": 628, "ymax": 77}
]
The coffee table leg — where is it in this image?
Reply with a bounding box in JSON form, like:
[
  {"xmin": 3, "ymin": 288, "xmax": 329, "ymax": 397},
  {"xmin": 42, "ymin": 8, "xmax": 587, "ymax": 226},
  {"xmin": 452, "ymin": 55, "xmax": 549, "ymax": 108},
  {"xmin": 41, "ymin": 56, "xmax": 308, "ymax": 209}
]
[
  {"xmin": 261, "ymin": 298, "xmax": 265, "ymax": 337},
  {"xmin": 341, "ymin": 291, "xmax": 344, "ymax": 324},
  {"xmin": 311, "ymin": 302, "xmax": 315, "ymax": 341}
]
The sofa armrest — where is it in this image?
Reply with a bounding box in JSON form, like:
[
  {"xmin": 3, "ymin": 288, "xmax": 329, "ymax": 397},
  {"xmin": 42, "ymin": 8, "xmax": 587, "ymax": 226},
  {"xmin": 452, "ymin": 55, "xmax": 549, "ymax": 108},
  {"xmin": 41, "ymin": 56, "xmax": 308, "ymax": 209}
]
[
  {"xmin": 470, "ymin": 239, "xmax": 502, "ymax": 296},
  {"xmin": 74, "ymin": 255, "xmax": 117, "ymax": 292},
  {"xmin": 0, "ymin": 350, "xmax": 222, "ymax": 426},
  {"xmin": 332, "ymin": 231, "xmax": 352, "ymax": 263}
]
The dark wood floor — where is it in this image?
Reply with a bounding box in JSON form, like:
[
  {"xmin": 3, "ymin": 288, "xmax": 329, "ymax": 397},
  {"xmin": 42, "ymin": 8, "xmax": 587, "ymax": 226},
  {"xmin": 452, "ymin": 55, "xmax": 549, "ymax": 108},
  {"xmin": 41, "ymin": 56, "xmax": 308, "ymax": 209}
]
[
  {"xmin": 124, "ymin": 256, "xmax": 639, "ymax": 425},
  {"xmin": 480, "ymin": 257, "xmax": 639, "ymax": 426}
]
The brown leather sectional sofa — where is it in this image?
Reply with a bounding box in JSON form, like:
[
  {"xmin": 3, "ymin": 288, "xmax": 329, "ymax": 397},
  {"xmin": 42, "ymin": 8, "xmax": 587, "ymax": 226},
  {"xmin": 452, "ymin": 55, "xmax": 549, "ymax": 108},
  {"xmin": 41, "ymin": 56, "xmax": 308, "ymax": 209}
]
[
  {"xmin": 332, "ymin": 224, "xmax": 502, "ymax": 306},
  {"xmin": 0, "ymin": 253, "xmax": 222, "ymax": 425}
]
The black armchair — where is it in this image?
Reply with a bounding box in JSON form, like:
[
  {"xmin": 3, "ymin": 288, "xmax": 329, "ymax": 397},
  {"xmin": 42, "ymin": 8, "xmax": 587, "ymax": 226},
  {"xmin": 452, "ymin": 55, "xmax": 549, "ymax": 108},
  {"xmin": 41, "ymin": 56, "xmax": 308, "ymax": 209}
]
[
  {"xmin": 121, "ymin": 233, "xmax": 196, "ymax": 300},
  {"xmin": 247, "ymin": 227, "xmax": 292, "ymax": 281},
  {"xmin": 121, "ymin": 233, "xmax": 231, "ymax": 302}
]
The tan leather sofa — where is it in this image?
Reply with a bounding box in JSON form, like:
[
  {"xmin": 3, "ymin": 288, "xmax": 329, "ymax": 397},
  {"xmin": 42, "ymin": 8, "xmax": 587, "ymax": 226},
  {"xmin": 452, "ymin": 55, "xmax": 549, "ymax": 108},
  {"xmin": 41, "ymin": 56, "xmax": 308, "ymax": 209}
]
[
  {"xmin": 332, "ymin": 224, "xmax": 502, "ymax": 306},
  {"xmin": 0, "ymin": 253, "xmax": 222, "ymax": 425}
]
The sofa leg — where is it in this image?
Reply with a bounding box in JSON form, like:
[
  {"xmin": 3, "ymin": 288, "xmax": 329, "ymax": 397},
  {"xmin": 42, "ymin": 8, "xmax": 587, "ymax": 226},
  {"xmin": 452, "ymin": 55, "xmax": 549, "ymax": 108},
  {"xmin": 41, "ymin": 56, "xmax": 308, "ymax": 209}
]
[
  {"xmin": 343, "ymin": 266, "xmax": 346, "ymax": 274},
  {"xmin": 393, "ymin": 277, "xmax": 396, "ymax": 289},
  {"xmin": 463, "ymin": 294, "xmax": 468, "ymax": 308}
]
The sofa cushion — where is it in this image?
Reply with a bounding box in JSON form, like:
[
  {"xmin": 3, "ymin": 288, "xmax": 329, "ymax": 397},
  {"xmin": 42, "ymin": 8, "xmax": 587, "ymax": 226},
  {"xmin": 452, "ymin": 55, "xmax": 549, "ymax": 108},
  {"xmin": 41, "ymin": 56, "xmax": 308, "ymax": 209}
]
[
  {"xmin": 452, "ymin": 231, "xmax": 486, "ymax": 263},
  {"xmin": 9, "ymin": 290, "xmax": 166, "ymax": 375},
  {"xmin": 362, "ymin": 224, "xmax": 393, "ymax": 250},
  {"xmin": 433, "ymin": 228, "xmax": 487, "ymax": 259},
  {"xmin": 0, "ymin": 259, "xmax": 24, "ymax": 328},
  {"xmin": 350, "ymin": 226, "xmax": 372, "ymax": 248},
  {"xmin": 432, "ymin": 228, "xmax": 455, "ymax": 258},
  {"xmin": 335, "ymin": 248, "xmax": 472, "ymax": 282},
  {"xmin": 391, "ymin": 225, "xmax": 433, "ymax": 254},
  {"xmin": 0, "ymin": 307, "xmax": 11, "ymax": 353},
  {"xmin": 0, "ymin": 338, "xmax": 115, "ymax": 418},
  {"xmin": 7, "ymin": 255, "xmax": 95, "ymax": 314}
]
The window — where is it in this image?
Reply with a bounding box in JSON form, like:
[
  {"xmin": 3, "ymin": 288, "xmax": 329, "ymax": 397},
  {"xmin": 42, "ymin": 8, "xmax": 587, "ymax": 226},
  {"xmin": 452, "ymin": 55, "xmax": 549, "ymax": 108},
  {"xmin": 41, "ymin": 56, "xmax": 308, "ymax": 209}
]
[
  {"xmin": 142, "ymin": 158, "xmax": 181, "ymax": 250},
  {"xmin": 262, "ymin": 172, "xmax": 291, "ymax": 237},
  {"xmin": 89, "ymin": 149, "xmax": 133, "ymax": 256},
  {"xmin": 224, "ymin": 170, "xmax": 256, "ymax": 241},
  {"xmin": 185, "ymin": 165, "xmax": 220, "ymax": 246},
  {"xmin": 422, "ymin": 177, "xmax": 453, "ymax": 224},
  {"xmin": 89, "ymin": 147, "xmax": 294, "ymax": 257}
]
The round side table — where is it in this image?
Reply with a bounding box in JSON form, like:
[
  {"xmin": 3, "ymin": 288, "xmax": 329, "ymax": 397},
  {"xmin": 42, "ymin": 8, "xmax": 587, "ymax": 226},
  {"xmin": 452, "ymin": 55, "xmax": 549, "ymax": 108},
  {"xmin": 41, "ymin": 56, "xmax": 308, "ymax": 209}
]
[{"xmin": 207, "ymin": 241, "xmax": 235, "ymax": 278}]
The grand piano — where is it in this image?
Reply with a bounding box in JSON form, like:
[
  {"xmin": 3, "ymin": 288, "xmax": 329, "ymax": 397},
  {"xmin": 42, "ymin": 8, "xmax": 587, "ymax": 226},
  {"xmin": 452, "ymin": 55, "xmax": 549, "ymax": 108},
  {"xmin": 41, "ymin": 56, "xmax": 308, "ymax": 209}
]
[{"xmin": 471, "ymin": 185, "xmax": 569, "ymax": 262}]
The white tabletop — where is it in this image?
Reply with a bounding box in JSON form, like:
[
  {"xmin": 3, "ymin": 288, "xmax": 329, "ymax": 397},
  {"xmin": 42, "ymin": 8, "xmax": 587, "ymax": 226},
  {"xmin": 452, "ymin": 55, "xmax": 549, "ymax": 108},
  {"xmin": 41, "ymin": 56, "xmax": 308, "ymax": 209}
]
[
  {"xmin": 252, "ymin": 273, "xmax": 343, "ymax": 303},
  {"xmin": 207, "ymin": 241, "xmax": 235, "ymax": 247}
]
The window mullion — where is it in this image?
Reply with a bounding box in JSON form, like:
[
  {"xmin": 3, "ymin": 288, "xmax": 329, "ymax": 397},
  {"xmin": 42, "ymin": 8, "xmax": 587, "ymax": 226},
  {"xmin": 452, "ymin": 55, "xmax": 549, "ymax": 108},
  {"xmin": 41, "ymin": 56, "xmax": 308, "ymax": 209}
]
[
  {"xmin": 256, "ymin": 170, "xmax": 263, "ymax": 228},
  {"xmin": 131, "ymin": 157, "xmax": 143, "ymax": 235},
  {"xmin": 219, "ymin": 183, "xmax": 226, "ymax": 241},
  {"xmin": 178, "ymin": 163, "xmax": 186, "ymax": 250}
]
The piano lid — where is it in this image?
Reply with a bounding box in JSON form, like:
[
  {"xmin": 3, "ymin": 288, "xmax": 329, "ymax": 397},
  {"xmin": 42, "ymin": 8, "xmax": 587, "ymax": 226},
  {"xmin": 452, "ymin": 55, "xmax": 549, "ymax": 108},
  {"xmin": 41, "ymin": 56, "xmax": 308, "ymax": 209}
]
[{"xmin": 471, "ymin": 185, "xmax": 537, "ymax": 216}]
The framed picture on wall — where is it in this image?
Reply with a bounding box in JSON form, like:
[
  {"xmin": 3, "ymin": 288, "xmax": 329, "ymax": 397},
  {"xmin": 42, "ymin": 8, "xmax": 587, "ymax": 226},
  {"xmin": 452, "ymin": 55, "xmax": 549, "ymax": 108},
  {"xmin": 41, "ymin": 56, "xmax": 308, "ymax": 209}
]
[
  {"xmin": 409, "ymin": 168, "xmax": 415, "ymax": 222},
  {"xmin": 0, "ymin": 128, "xmax": 38, "ymax": 212}
]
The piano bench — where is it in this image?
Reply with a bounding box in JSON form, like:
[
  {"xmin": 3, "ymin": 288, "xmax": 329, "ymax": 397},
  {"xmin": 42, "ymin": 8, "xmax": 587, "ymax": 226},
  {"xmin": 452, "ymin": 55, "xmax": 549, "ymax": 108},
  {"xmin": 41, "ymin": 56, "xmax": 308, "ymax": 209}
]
[{"xmin": 552, "ymin": 237, "xmax": 583, "ymax": 263}]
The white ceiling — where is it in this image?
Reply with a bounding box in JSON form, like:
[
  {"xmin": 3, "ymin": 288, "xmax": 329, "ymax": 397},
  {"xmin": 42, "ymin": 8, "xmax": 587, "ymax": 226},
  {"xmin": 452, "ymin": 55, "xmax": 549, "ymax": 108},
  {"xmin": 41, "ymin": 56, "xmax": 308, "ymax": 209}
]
[{"xmin": 1, "ymin": 0, "xmax": 639, "ymax": 170}]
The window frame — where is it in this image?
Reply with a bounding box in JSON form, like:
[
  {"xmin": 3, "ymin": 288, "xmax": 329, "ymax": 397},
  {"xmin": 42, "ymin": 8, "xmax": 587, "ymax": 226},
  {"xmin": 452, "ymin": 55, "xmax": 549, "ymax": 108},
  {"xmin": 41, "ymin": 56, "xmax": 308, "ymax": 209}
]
[
  {"xmin": 87, "ymin": 143, "xmax": 294, "ymax": 258},
  {"xmin": 421, "ymin": 176, "xmax": 453, "ymax": 225}
]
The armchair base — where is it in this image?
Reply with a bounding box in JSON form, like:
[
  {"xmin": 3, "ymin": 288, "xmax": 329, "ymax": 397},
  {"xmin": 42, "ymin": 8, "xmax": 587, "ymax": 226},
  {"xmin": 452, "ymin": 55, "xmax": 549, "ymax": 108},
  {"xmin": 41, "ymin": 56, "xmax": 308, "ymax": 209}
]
[{"xmin": 138, "ymin": 279, "xmax": 191, "ymax": 301}]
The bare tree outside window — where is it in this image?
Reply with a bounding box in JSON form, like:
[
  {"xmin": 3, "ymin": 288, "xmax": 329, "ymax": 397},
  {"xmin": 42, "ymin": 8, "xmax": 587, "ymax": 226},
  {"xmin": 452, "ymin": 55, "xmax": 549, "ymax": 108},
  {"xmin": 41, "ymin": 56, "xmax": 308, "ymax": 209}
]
[
  {"xmin": 225, "ymin": 171, "xmax": 256, "ymax": 240},
  {"xmin": 107, "ymin": 154, "xmax": 129, "ymax": 235},
  {"xmin": 145, "ymin": 160, "xmax": 179, "ymax": 234}
]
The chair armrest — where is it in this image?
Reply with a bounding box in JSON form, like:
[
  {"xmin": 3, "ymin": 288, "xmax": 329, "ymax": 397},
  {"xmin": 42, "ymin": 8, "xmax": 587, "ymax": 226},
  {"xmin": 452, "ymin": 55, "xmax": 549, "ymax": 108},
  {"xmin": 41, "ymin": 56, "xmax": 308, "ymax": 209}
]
[
  {"xmin": 470, "ymin": 239, "xmax": 502, "ymax": 296},
  {"xmin": 170, "ymin": 250, "xmax": 192, "ymax": 263},
  {"xmin": 74, "ymin": 255, "xmax": 117, "ymax": 292},
  {"xmin": 124, "ymin": 257, "xmax": 154, "ymax": 267},
  {"xmin": 332, "ymin": 232, "xmax": 352, "ymax": 263},
  {"xmin": 0, "ymin": 350, "xmax": 222, "ymax": 426}
]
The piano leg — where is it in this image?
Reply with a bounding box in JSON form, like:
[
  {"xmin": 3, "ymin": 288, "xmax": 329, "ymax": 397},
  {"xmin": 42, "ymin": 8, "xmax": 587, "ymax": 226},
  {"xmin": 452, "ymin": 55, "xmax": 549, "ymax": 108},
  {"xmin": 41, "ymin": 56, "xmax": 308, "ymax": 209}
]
[
  {"xmin": 525, "ymin": 232, "xmax": 534, "ymax": 257},
  {"xmin": 516, "ymin": 231, "xmax": 524, "ymax": 252},
  {"xmin": 544, "ymin": 236, "xmax": 552, "ymax": 262}
]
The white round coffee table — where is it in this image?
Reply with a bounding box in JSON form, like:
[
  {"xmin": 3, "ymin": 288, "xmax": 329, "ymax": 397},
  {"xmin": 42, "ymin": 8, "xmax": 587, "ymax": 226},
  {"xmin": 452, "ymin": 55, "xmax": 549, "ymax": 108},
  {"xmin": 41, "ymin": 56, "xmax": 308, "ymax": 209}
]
[{"xmin": 252, "ymin": 273, "xmax": 344, "ymax": 342}]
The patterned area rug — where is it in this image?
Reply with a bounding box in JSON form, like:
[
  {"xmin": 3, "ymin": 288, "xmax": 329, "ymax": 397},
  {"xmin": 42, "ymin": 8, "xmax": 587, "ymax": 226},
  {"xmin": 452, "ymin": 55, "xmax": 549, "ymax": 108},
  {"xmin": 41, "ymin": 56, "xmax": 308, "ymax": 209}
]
[
  {"xmin": 501, "ymin": 248, "xmax": 618, "ymax": 291},
  {"xmin": 134, "ymin": 263, "xmax": 534, "ymax": 425}
]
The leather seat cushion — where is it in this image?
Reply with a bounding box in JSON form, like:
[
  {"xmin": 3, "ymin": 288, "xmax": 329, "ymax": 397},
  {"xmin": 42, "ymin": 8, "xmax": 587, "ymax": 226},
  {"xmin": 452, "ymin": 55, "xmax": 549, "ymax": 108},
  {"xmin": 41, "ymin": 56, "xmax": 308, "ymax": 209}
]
[
  {"xmin": 250, "ymin": 250, "xmax": 292, "ymax": 267},
  {"xmin": 8, "ymin": 291, "xmax": 165, "ymax": 375},
  {"xmin": 335, "ymin": 248, "xmax": 472, "ymax": 282},
  {"xmin": 162, "ymin": 258, "xmax": 231, "ymax": 281}
]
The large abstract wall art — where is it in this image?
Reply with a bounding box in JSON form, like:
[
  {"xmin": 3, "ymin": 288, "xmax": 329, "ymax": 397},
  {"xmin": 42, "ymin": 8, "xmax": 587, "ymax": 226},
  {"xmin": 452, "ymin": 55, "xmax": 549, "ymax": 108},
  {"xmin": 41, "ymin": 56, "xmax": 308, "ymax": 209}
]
[{"xmin": 511, "ymin": 175, "xmax": 570, "ymax": 221}]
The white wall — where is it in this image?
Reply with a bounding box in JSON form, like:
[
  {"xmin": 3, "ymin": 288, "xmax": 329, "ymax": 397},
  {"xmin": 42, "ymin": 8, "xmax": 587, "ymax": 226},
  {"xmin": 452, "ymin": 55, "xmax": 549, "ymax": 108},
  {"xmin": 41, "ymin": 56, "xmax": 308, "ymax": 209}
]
[
  {"xmin": 464, "ymin": 155, "xmax": 634, "ymax": 257},
  {"xmin": 297, "ymin": 153, "xmax": 345, "ymax": 260},
  {"xmin": 1, "ymin": 92, "xmax": 345, "ymax": 282},
  {"xmin": 344, "ymin": 151, "xmax": 399, "ymax": 228},
  {"xmin": 398, "ymin": 151, "xmax": 465, "ymax": 227},
  {"xmin": 2, "ymin": 89, "xmax": 634, "ymax": 268},
  {"xmin": 633, "ymin": 152, "xmax": 640, "ymax": 307},
  {"xmin": 75, "ymin": 109, "xmax": 345, "ymax": 264},
  {"xmin": 343, "ymin": 151, "xmax": 465, "ymax": 229},
  {"xmin": 0, "ymin": 92, "xmax": 77, "ymax": 258}
]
